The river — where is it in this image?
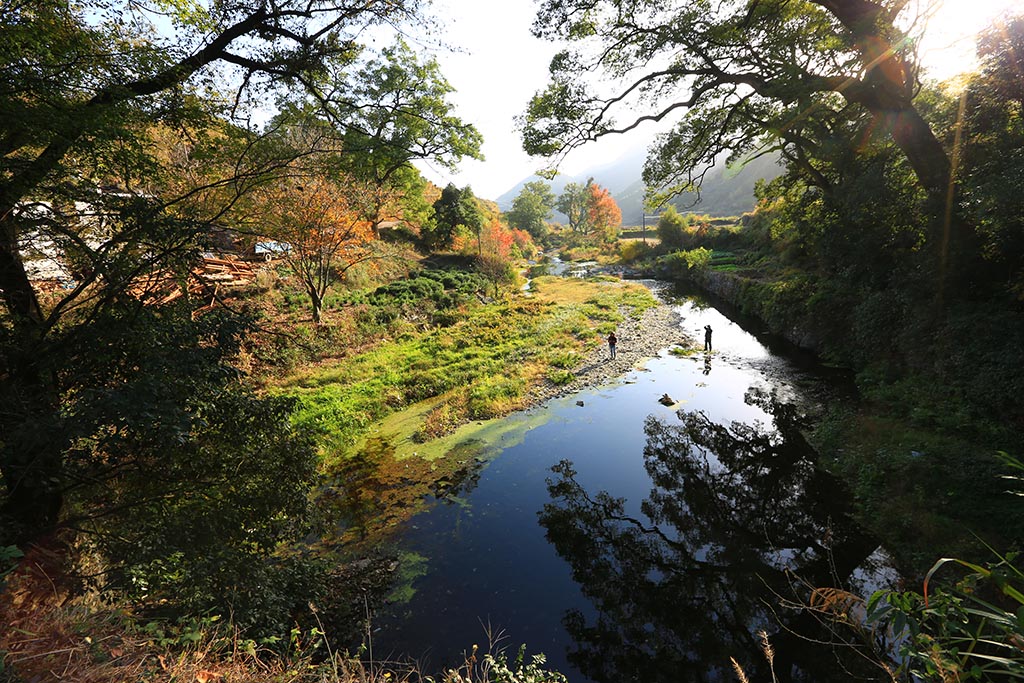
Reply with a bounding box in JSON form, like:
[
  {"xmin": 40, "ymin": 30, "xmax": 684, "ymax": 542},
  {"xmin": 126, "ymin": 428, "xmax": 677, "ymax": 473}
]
[{"xmin": 369, "ymin": 285, "xmax": 898, "ymax": 683}]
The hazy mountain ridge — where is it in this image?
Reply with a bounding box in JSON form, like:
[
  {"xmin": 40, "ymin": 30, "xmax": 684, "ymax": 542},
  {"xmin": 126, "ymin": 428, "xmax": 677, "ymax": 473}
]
[{"xmin": 496, "ymin": 149, "xmax": 783, "ymax": 225}]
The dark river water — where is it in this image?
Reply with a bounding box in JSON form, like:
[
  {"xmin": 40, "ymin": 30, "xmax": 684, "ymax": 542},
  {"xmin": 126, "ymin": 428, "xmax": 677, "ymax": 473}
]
[{"xmin": 371, "ymin": 286, "xmax": 898, "ymax": 682}]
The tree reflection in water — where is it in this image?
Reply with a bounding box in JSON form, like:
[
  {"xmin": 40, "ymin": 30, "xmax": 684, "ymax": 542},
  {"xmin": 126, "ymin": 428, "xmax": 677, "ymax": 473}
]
[{"xmin": 539, "ymin": 388, "xmax": 887, "ymax": 682}]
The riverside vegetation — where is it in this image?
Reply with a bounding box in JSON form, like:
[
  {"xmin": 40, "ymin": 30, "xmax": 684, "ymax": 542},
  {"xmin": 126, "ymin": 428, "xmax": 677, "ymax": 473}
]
[
  {"xmin": 599, "ymin": 15, "xmax": 1024, "ymax": 679},
  {"xmin": 0, "ymin": 248, "xmax": 661, "ymax": 681},
  {"xmin": 4, "ymin": 0, "xmax": 1024, "ymax": 681}
]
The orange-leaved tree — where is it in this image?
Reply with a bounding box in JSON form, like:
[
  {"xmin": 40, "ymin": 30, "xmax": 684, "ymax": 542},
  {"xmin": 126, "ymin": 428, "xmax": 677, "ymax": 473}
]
[
  {"xmin": 587, "ymin": 182, "xmax": 622, "ymax": 243},
  {"xmin": 263, "ymin": 177, "xmax": 375, "ymax": 323},
  {"xmin": 476, "ymin": 218, "xmax": 533, "ymax": 296}
]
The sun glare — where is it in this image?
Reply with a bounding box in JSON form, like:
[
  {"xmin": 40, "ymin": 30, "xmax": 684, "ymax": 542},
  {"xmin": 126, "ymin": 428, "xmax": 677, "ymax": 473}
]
[{"xmin": 917, "ymin": 0, "xmax": 1020, "ymax": 78}]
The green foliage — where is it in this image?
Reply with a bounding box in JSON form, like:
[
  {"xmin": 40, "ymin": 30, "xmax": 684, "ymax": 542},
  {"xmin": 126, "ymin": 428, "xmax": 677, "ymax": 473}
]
[
  {"xmin": 556, "ymin": 181, "xmax": 591, "ymax": 234},
  {"xmin": 617, "ymin": 239, "xmax": 653, "ymax": 264},
  {"xmin": 507, "ymin": 180, "xmax": 556, "ymax": 242},
  {"xmin": 868, "ymin": 549, "xmax": 1024, "ymax": 682},
  {"xmin": 338, "ymin": 39, "xmax": 484, "ymax": 175},
  {"xmin": 957, "ymin": 17, "xmax": 1024, "ymax": 296},
  {"xmin": 548, "ymin": 352, "xmax": 581, "ymax": 369},
  {"xmin": 656, "ymin": 206, "xmax": 692, "ymax": 250},
  {"xmin": 483, "ymin": 646, "xmax": 568, "ymax": 683},
  {"xmin": 657, "ymin": 247, "xmax": 712, "ymax": 279},
  {"xmin": 37, "ymin": 307, "xmax": 324, "ymax": 636},
  {"xmin": 467, "ymin": 375, "xmax": 526, "ymax": 419},
  {"xmin": 428, "ymin": 184, "xmax": 484, "ymax": 250},
  {"xmin": 547, "ymin": 369, "xmax": 576, "ymax": 385},
  {"xmin": 336, "ymin": 269, "xmax": 487, "ymax": 332}
]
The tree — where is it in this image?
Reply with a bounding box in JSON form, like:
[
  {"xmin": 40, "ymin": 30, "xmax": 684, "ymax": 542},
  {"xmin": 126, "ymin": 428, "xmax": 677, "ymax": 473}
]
[
  {"xmin": 556, "ymin": 181, "xmax": 591, "ymax": 233},
  {"xmin": 286, "ymin": 39, "xmax": 483, "ymax": 235},
  {"xmin": 58, "ymin": 306, "xmax": 322, "ymax": 634},
  {"xmin": 522, "ymin": 0, "xmax": 977, "ymax": 273},
  {"xmin": 0, "ymin": 0, "xmax": 430, "ymax": 541},
  {"xmin": 957, "ymin": 16, "xmax": 1024, "ymax": 295},
  {"xmin": 556, "ymin": 178, "xmax": 620, "ymax": 240},
  {"xmin": 262, "ymin": 177, "xmax": 376, "ymax": 323},
  {"xmin": 428, "ymin": 183, "xmax": 484, "ymax": 251},
  {"xmin": 587, "ymin": 182, "xmax": 622, "ymax": 242},
  {"xmin": 507, "ymin": 180, "xmax": 556, "ymax": 242},
  {"xmin": 476, "ymin": 218, "xmax": 519, "ymax": 297},
  {"xmin": 656, "ymin": 206, "xmax": 692, "ymax": 251}
]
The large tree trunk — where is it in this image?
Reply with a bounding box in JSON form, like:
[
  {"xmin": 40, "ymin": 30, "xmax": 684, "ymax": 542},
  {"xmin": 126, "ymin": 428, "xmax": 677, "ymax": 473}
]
[
  {"xmin": 827, "ymin": 23, "xmax": 978, "ymax": 286},
  {"xmin": 882, "ymin": 106, "xmax": 979, "ymax": 288},
  {"xmin": 0, "ymin": 208, "xmax": 45, "ymax": 327},
  {"xmin": 815, "ymin": 0, "xmax": 981, "ymax": 286},
  {"xmin": 310, "ymin": 291, "xmax": 323, "ymax": 324},
  {"xmin": 0, "ymin": 209, "xmax": 66, "ymax": 543}
]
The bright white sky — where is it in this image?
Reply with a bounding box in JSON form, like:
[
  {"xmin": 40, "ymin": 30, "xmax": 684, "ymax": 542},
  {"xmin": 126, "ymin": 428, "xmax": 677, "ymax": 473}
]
[
  {"xmin": 411, "ymin": 0, "xmax": 643, "ymax": 201},
  {"xmin": 414, "ymin": 0, "xmax": 1020, "ymax": 201}
]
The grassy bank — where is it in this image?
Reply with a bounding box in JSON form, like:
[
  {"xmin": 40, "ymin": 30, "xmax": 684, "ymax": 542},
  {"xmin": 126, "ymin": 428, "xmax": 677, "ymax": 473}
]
[
  {"xmin": 3, "ymin": 267, "xmax": 652, "ymax": 683},
  {"xmin": 273, "ymin": 275, "xmax": 657, "ymax": 467}
]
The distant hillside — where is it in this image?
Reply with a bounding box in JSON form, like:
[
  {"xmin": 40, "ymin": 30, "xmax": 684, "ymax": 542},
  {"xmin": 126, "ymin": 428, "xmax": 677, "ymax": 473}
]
[{"xmin": 497, "ymin": 149, "xmax": 782, "ymax": 224}]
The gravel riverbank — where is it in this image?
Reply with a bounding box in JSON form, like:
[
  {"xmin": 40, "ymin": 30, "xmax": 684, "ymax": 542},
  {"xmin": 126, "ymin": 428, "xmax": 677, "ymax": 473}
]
[{"xmin": 527, "ymin": 294, "xmax": 695, "ymax": 405}]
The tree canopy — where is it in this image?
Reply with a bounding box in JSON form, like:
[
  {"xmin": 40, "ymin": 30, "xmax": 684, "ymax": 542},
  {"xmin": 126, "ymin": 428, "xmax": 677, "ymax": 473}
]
[
  {"xmin": 429, "ymin": 183, "xmax": 484, "ymax": 250},
  {"xmin": 556, "ymin": 178, "xmax": 621, "ymax": 241},
  {"xmin": 521, "ymin": 0, "xmax": 976, "ymax": 269},
  {"xmin": 507, "ymin": 180, "xmax": 556, "ymax": 242},
  {"xmin": 0, "ymin": 0, "xmax": 472, "ymax": 544}
]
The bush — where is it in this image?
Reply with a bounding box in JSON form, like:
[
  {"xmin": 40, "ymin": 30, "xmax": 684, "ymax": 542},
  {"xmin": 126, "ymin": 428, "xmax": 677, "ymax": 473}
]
[
  {"xmin": 618, "ymin": 240, "xmax": 653, "ymax": 264},
  {"xmin": 657, "ymin": 206, "xmax": 692, "ymax": 250},
  {"xmin": 657, "ymin": 247, "xmax": 712, "ymax": 279}
]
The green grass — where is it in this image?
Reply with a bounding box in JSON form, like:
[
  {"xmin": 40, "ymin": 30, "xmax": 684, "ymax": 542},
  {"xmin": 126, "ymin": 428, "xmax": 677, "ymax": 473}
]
[{"xmin": 272, "ymin": 279, "xmax": 658, "ymax": 463}]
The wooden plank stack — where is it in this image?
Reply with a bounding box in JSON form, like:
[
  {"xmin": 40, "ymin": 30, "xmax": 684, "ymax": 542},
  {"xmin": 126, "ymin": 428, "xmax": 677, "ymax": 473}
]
[{"xmin": 132, "ymin": 255, "xmax": 258, "ymax": 310}]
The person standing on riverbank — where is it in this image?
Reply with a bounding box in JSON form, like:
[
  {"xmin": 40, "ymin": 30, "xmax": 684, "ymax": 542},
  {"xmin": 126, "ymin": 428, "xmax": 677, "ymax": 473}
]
[
  {"xmin": 608, "ymin": 332, "xmax": 617, "ymax": 360},
  {"xmin": 704, "ymin": 325, "xmax": 713, "ymax": 351}
]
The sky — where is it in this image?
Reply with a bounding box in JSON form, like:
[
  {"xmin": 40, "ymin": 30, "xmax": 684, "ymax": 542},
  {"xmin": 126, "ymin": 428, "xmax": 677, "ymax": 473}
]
[
  {"xmin": 410, "ymin": 0, "xmax": 645, "ymax": 201},
  {"xmin": 413, "ymin": 0, "xmax": 1020, "ymax": 202}
]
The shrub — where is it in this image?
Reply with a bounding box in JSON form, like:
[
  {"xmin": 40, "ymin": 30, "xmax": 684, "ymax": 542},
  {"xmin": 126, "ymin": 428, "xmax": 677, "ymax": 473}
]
[
  {"xmin": 657, "ymin": 247, "xmax": 712, "ymax": 279},
  {"xmin": 657, "ymin": 206, "xmax": 692, "ymax": 250},
  {"xmin": 618, "ymin": 240, "xmax": 653, "ymax": 264}
]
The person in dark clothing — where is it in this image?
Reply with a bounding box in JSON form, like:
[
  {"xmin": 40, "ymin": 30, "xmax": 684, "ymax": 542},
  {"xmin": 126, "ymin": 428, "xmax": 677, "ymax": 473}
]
[
  {"xmin": 704, "ymin": 325, "xmax": 713, "ymax": 351},
  {"xmin": 608, "ymin": 332, "xmax": 617, "ymax": 360}
]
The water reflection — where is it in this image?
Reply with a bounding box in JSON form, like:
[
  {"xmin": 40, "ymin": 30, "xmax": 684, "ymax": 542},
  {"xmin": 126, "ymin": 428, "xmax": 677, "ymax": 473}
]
[
  {"xmin": 324, "ymin": 436, "xmax": 486, "ymax": 548},
  {"xmin": 538, "ymin": 389, "xmax": 882, "ymax": 682}
]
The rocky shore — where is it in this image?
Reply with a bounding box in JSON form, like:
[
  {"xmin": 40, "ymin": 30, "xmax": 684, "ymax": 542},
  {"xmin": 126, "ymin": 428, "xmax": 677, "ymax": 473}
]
[{"xmin": 527, "ymin": 296, "xmax": 694, "ymax": 405}]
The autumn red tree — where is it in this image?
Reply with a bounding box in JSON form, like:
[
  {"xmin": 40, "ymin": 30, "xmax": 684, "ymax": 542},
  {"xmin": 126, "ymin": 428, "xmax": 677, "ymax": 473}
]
[
  {"xmin": 475, "ymin": 218, "xmax": 537, "ymax": 296},
  {"xmin": 587, "ymin": 183, "xmax": 622, "ymax": 243}
]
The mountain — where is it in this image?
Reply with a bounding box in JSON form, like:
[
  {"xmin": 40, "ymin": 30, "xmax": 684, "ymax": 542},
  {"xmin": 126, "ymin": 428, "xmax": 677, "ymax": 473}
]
[{"xmin": 497, "ymin": 149, "xmax": 783, "ymax": 225}]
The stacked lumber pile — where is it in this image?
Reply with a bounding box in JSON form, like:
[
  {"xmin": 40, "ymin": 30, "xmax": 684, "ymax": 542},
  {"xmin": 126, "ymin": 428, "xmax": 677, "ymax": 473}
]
[
  {"xmin": 198, "ymin": 256, "xmax": 256, "ymax": 286},
  {"xmin": 133, "ymin": 255, "xmax": 258, "ymax": 309}
]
